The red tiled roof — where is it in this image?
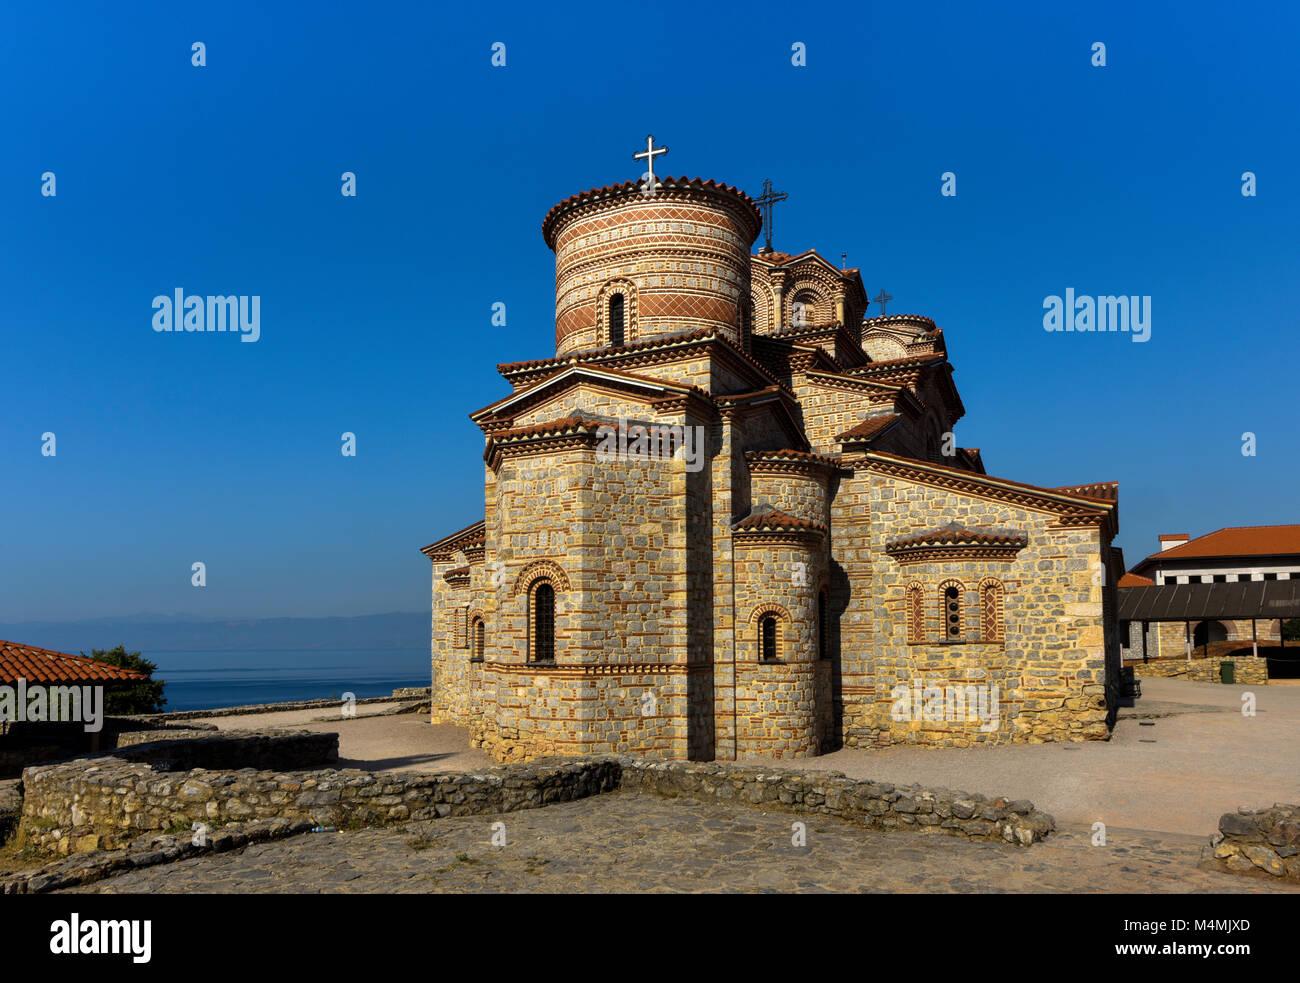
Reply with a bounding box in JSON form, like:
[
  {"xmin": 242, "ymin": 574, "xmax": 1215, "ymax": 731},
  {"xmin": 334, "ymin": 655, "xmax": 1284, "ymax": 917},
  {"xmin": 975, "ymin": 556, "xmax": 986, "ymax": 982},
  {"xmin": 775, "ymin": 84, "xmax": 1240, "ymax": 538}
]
[
  {"xmin": 837, "ymin": 413, "xmax": 901, "ymax": 442},
  {"xmin": 1119, "ymin": 572, "xmax": 1154, "ymax": 587},
  {"xmin": 420, "ymin": 519, "xmax": 487, "ymax": 561},
  {"xmin": 849, "ymin": 354, "xmax": 945, "ymax": 374},
  {"xmin": 1158, "ymin": 534, "xmax": 1190, "ymax": 541},
  {"xmin": 862, "ymin": 314, "xmax": 937, "ymax": 330},
  {"xmin": 744, "ymin": 448, "xmax": 842, "ymax": 468},
  {"xmin": 1143, "ymin": 525, "xmax": 1300, "ymax": 562},
  {"xmin": 542, "ymin": 177, "xmax": 762, "ymax": 246},
  {"xmin": 498, "ymin": 327, "xmax": 715, "ymax": 375},
  {"xmin": 1051, "ymin": 482, "xmax": 1119, "ymax": 502},
  {"xmin": 886, "ymin": 526, "xmax": 1028, "ymax": 551},
  {"xmin": 732, "ymin": 509, "xmax": 827, "ymax": 534},
  {"xmin": 489, "ymin": 414, "xmax": 598, "ymax": 442},
  {"xmin": 0, "ymin": 641, "xmax": 149, "ymax": 685}
]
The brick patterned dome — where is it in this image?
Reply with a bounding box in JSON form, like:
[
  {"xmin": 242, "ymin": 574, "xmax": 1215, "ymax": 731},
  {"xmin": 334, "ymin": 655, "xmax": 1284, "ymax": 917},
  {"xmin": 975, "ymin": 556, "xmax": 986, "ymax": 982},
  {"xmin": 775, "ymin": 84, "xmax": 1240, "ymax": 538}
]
[{"xmin": 543, "ymin": 177, "xmax": 763, "ymax": 357}]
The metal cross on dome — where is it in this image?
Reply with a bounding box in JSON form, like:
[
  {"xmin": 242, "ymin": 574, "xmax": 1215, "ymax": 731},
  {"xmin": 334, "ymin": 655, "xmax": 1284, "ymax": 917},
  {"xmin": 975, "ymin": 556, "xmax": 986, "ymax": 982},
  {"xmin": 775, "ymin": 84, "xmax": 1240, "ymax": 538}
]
[
  {"xmin": 634, "ymin": 134, "xmax": 668, "ymax": 198},
  {"xmin": 754, "ymin": 179, "xmax": 788, "ymax": 253},
  {"xmin": 873, "ymin": 288, "xmax": 894, "ymax": 315}
]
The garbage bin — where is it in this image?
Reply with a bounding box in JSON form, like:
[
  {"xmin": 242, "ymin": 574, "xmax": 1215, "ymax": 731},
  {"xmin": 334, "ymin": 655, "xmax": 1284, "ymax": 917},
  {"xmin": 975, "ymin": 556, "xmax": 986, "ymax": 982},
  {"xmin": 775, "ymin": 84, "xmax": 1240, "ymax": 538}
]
[{"xmin": 1219, "ymin": 661, "xmax": 1235, "ymax": 684}]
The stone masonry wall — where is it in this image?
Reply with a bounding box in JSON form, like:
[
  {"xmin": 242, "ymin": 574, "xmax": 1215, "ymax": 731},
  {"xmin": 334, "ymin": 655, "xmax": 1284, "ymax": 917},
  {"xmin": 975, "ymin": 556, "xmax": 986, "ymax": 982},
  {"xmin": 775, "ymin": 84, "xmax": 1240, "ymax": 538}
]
[
  {"xmin": 618, "ymin": 757, "xmax": 1055, "ymax": 846},
  {"xmin": 1205, "ymin": 804, "xmax": 1300, "ymax": 881},
  {"xmin": 18, "ymin": 751, "xmax": 1055, "ymax": 859},
  {"xmin": 732, "ymin": 534, "xmax": 827, "ymax": 757},
  {"xmin": 1129, "ymin": 655, "xmax": 1269, "ymax": 685},
  {"xmin": 860, "ymin": 469, "xmax": 1112, "ymax": 746},
  {"xmin": 18, "ymin": 754, "xmax": 619, "ymax": 856}
]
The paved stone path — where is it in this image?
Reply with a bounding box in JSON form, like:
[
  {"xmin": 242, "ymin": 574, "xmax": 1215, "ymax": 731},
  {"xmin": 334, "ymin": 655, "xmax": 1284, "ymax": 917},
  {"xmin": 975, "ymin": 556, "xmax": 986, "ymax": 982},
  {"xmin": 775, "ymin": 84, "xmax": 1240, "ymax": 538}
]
[
  {"xmin": 209, "ymin": 711, "xmax": 494, "ymax": 775},
  {"xmin": 745, "ymin": 678, "xmax": 1300, "ymax": 836},
  {"xmin": 61, "ymin": 792, "xmax": 1293, "ymax": 894}
]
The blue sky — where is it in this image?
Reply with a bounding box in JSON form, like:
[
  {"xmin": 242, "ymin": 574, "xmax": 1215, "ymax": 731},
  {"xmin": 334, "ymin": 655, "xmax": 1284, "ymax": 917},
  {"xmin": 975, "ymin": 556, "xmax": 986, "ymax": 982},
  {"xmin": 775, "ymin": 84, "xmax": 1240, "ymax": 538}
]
[{"xmin": 2, "ymin": 0, "xmax": 1296, "ymax": 622}]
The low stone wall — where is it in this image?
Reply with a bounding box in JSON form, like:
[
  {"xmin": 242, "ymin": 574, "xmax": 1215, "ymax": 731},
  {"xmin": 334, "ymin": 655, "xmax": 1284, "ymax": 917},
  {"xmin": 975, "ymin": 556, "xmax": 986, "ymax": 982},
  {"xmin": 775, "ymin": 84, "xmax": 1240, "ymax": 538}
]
[
  {"xmin": 121, "ymin": 692, "xmax": 408, "ymax": 723},
  {"xmin": 16, "ymin": 748, "xmax": 1056, "ymax": 859},
  {"xmin": 110, "ymin": 728, "xmax": 339, "ymax": 772},
  {"xmin": 617, "ymin": 757, "xmax": 1055, "ymax": 846},
  {"xmin": 1205, "ymin": 805, "xmax": 1300, "ymax": 880},
  {"xmin": 392, "ymin": 687, "xmax": 431, "ymax": 699},
  {"xmin": 2, "ymin": 817, "xmax": 316, "ymax": 894},
  {"xmin": 18, "ymin": 754, "xmax": 620, "ymax": 855},
  {"xmin": 0, "ymin": 780, "xmax": 21, "ymax": 845},
  {"xmin": 1127, "ymin": 655, "xmax": 1268, "ymax": 685}
]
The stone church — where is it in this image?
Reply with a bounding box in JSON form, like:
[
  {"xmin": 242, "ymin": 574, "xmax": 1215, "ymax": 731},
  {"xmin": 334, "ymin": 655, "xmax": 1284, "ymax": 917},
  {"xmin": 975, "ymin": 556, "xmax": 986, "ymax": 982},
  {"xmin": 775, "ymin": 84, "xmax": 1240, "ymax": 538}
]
[{"xmin": 422, "ymin": 152, "xmax": 1122, "ymax": 762}]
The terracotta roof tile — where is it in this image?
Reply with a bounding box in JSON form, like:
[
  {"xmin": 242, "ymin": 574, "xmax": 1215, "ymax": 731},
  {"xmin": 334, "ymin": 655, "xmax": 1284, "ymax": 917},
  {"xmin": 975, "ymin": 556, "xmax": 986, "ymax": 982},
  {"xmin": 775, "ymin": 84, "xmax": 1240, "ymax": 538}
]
[
  {"xmin": 732, "ymin": 509, "xmax": 827, "ymax": 534},
  {"xmin": 420, "ymin": 519, "xmax": 487, "ymax": 560},
  {"xmin": 1051, "ymin": 482, "xmax": 1118, "ymax": 502},
  {"xmin": 542, "ymin": 177, "xmax": 761, "ymax": 246},
  {"xmin": 886, "ymin": 526, "xmax": 1029, "ymax": 551},
  {"xmin": 1119, "ymin": 572, "xmax": 1154, "ymax": 587},
  {"xmin": 0, "ymin": 641, "xmax": 149, "ymax": 685},
  {"xmin": 862, "ymin": 313, "xmax": 937, "ymax": 330},
  {"xmin": 836, "ymin": 413, "xmax": 901, "ymax": 442},
  {"xmin": 497, "ymin": 327, "xmax": 714, "ymax": 375},
  {"xmin": 744, "ymin": 448, "xmax": 842, "ymax": 468},
  {"xmin": 1143, "ymin": 525, "xmax": 1300, "ymax": 562}
]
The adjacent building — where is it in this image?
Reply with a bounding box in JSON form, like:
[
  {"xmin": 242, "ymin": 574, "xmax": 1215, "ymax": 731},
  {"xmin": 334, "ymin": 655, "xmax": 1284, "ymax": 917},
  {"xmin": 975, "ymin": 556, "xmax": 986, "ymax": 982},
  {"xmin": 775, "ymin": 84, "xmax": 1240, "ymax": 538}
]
[{"xmin": 1121, "ymin": 525, "xmax": 1299, "ymax": 656}]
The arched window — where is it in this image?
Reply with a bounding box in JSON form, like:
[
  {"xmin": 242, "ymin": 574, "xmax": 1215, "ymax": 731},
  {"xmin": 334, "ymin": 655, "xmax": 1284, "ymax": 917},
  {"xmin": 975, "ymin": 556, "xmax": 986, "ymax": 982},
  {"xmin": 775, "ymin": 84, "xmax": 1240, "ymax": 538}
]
[
  {"xmin": 471, "ymin": 617, "xmax": 485, "ymax": 661},
  {"xmin": 818, "ymin": 590, "xmax": 829, "ymax": 660},
  {"xmin": 760, "ymin": 615, "xmax": 778, "ymax": 662},
  {"xmin": 906, "ymin": 583, "xmax": 925, "ymax": 643},
  {"xmin": 940, "ymin": 580, "xmax": 963, "ymax": 640},
  {"xmin": 532, "ymin": 583, "xmax": 555, "ymax": 662},
  {"xmin": 978, "ymin": 579, "xmax": 1005, "ymax": 643},
  {"xmin": 608, "ymin": 293, "xmax": 625, "ymax": 347},
  {"xmin": 790, "ymin": 289, "xmax": 822, "ymax": 328}
]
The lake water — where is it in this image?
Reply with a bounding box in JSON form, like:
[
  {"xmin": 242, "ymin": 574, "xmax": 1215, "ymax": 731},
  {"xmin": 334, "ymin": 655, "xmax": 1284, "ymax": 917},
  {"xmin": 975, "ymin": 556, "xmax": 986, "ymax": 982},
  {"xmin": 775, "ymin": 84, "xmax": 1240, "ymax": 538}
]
[{"xmin": 146, "ymin": 649, "xmax": 429, "ymax": 712}]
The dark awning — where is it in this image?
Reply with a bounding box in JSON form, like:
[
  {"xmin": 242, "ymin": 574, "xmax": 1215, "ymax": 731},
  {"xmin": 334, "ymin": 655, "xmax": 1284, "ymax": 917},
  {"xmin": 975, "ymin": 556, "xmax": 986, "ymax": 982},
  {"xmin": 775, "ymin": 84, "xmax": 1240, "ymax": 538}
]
[{"xmin": 1118, "ymin": 580, "xmax": 1300, "ymax": 622}]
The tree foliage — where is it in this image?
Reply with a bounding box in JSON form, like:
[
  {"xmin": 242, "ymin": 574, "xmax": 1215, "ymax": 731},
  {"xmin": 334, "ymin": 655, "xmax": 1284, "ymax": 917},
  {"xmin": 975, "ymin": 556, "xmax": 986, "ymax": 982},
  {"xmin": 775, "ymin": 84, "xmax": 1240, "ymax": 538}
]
[{"xmin": 83, "ymin": 645, "xmax": 167, "ymax": 714}]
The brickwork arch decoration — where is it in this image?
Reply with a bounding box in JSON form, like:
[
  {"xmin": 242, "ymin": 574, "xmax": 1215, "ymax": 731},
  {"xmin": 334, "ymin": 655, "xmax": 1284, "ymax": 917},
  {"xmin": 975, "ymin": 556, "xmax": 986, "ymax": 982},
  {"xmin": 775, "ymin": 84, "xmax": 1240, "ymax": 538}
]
[
  {"xmin": 468, "ymin": 608, "xmax": 486, "ymax": 661},
  {"xmin": 861, "ymin": 331, "xmax": 908, "ymax": 361},
  {"xmin": 789, "ymin": 287, "xmax": 828, "ymax": 329},
  {"xmin": 510, "ymin": 560, "xmax": 572, "ymax": 598},
  {"xmin": 938, "ymin": 578, "xmax": 965, "ymax": 641},
  {"xmin": 977, "ymin": 578, "xmax": 1005, "ymax": 642},
  {"xmin": 748, "ymin": 601, "xmax": 793, "ymax": 662},
  {"xmin": 752, "ymin": 284, "xmax": 774, "ymax": 335},
  {"xmin": 596, "ymin": 278, "xmax": 638, "ymax": 348},
  {"xmin": 905, "ymin": 581, "xmax": 925, "ymax": 643}
]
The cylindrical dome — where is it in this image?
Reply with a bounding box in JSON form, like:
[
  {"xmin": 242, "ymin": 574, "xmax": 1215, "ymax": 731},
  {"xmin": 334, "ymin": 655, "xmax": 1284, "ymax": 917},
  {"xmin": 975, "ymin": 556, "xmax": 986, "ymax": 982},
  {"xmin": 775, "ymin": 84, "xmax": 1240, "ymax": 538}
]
[{"xmin": 542, "ymin": 177, "xmax": 762, "ymax": 357}]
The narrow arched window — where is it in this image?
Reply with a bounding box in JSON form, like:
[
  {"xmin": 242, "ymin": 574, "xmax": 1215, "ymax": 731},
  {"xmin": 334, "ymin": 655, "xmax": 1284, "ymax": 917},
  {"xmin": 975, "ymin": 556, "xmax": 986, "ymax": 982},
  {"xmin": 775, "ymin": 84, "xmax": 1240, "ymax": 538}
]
[
  {"xmin": 944, "ymin": 584, "xmax": 962, "ymax": 639},
  {"xmin": 472, "ymin": 618, "xmax": 485, "ymax": 661},
  {"xmin": 906, "ymin": 584, "xmax": 925, "ymax": 643},
  {"xmin": 979, "ymin": 579, "xmax": 1005, "ymax": 643},
  {"xmin": 760, "ymin": 615, "xmax": 778, "ymax": 662},
  {"xmin": 532, "ymin": 583, "xmax": 555, "ymax": 662},
  {"xmin": 818, "ymin": 590, "xmax": 829, "ymax": 660},
  {"xmin": 608, "ymin": 294, "xmax": 625, "ymax": 347}
]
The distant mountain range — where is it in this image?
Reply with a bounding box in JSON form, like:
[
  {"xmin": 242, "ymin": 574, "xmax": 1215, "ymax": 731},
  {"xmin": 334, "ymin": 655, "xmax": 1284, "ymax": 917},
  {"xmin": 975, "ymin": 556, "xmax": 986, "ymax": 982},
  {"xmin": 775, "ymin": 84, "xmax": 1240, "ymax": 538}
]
[{"xmin": 0, "ymin": 612, "xmax": 428, "ymax": 654}]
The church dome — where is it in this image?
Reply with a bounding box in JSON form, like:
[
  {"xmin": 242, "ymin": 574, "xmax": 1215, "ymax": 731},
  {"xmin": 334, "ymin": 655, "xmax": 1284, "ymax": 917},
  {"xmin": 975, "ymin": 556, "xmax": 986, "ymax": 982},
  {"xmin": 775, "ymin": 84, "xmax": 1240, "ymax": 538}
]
[{"xmin": 543, "ymin": 176, "xmax": 762, "ymax": 357}]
